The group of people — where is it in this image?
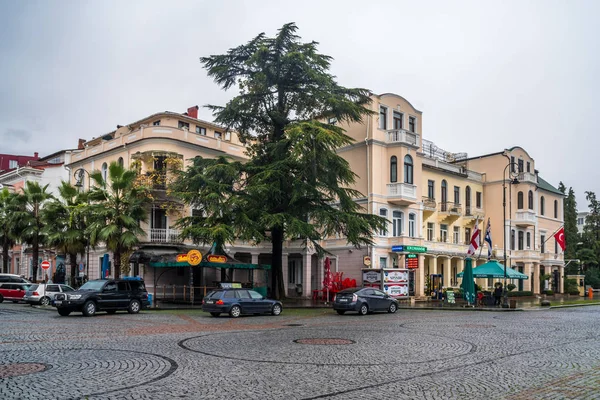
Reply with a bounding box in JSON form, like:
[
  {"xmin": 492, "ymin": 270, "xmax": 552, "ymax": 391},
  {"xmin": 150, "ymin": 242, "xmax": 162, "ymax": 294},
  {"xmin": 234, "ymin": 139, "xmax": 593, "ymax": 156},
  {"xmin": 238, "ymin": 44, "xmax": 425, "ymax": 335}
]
[{"xmin": 476, "ymin": 283, "xmax": 504, "ymax": 307}]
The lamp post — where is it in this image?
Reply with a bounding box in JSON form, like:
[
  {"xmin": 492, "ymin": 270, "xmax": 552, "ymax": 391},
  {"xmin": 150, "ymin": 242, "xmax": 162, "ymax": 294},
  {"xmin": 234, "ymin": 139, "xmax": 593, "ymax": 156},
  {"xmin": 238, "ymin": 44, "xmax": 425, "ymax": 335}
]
[
  {"xmin": 502, "ymin": 159, "xmax": 520, "ymax": 307},
  {"xmin": 73, "ymin": 168, "xmax": 91, "ymax": 279}
]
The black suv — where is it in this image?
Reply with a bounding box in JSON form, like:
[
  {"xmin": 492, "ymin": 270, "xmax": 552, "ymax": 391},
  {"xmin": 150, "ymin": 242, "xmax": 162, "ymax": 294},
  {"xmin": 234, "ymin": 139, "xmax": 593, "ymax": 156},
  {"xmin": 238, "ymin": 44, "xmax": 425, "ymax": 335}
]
[{"xmin": 53, "ymin": 279, "xmax": 149, "ymax": 317}]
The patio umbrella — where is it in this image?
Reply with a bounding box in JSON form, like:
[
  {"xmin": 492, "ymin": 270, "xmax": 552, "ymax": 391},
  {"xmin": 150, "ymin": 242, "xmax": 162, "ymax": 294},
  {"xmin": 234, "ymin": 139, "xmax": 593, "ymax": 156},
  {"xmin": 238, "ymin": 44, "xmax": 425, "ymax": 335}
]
[
  {"xmin": 457, "ymin": 260, "xmax": 529, "ymax": 279},
  {"xmin": 461, "ymin": 257, "xmax": 476, "ymax": 306}
]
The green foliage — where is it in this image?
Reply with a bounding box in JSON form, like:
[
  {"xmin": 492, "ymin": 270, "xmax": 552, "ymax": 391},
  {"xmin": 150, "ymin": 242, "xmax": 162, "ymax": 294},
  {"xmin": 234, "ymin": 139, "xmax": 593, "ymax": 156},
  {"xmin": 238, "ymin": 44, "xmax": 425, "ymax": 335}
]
[
  {"xmin": 507, "ymin": 291, "xmax": 533, "ymax": 297},
  {"xmin": 542, "ymin": 289, "xmax": 554, "ymax": 295},
  {"xmin": 0, "ymin": 189, "xmax": 21, "ymax": 273},
  {"xmin": 559, "ymin": 183, "xmax": 579, "ymax": 260},
  {"xmin": 506, "ymin": 283, "xmax": 516, "ymax": 292},
  {"xmin": 584, "ymin": 268, "xmax": 600, "ymax": 289},
  {"xmin": 564, "ymin": 278, "xmax": 579, "ymax": 294}
]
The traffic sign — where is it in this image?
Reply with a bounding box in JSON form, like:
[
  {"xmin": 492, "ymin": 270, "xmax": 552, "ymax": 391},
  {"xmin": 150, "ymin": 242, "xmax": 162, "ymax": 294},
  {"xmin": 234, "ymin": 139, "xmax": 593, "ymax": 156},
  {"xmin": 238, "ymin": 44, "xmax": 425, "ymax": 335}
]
[
  {"xmin": 79, "ymin": 263, "xmax": 84, "ymax": 272},
  {"xmin": 41, "ymin": 260, "xmax": 51, "ymax": 270}
]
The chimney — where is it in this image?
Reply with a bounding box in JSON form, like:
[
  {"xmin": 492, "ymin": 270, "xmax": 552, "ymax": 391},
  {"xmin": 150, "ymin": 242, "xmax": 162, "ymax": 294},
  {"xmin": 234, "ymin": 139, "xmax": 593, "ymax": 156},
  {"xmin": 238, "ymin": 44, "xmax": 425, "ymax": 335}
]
[
  {"xmin": 78, "ymin": 139, "xmax": 86, "ymax": 150},
  {"xmin": 187, "ymin": 105, "xmax": 199, "ymax": 119},
  {"xmin": 34, "ymin": 152, "xmax": 39, "ymax": 159}
]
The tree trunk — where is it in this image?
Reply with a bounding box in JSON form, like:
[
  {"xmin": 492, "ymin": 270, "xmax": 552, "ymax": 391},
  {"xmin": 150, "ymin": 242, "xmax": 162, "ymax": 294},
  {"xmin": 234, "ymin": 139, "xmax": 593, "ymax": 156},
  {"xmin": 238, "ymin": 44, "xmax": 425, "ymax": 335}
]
[
  {"xmin": 271, "ymin": 227, "xmax": 285, "ymax": 300},
  {"xmin": 69, "ymin": 252, "xmax": 77, "ymax": 281},
  {"xmin": 2, "ymin": 240, "xmax": 9, "ymax": 273},
  {"xmin": 114, "ymin": 246, "xmax": 121, "ymax": 278},
  {"xmin": 32, "ymin": 236, "xmax": 39, "ymax": 283}
]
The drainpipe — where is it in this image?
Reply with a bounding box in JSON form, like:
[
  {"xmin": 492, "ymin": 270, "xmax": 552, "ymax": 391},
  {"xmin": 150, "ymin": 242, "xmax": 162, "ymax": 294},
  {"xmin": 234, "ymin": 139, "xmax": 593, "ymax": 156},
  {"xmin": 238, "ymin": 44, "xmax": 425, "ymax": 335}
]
[{"xmin": 365, "ymin": 114, "xmax": 374, "ymax": 266}]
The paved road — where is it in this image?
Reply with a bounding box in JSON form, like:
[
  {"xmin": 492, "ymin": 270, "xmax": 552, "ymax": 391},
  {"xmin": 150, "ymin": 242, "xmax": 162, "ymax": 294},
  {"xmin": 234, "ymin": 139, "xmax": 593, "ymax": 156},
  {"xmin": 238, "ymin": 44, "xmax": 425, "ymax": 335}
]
[{"xmin": 1, "ymin": 303, "xmax": 600, "ymax": 399}]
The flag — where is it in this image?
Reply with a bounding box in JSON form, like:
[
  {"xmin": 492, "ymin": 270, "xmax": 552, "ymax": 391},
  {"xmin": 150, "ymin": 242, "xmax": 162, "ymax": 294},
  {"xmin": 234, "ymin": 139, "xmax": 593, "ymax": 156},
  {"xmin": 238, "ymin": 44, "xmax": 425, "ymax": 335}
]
[
  {"xmin": 467, "ymin": 219, "xmax": 480, "ymax": 256},
  {"xmin": 484, "ymin": 218, "xmax": 492, "ymax": 260},
  {"xmin": 554, "ymin": 227, "xmax": 566, "ymax": 252}
]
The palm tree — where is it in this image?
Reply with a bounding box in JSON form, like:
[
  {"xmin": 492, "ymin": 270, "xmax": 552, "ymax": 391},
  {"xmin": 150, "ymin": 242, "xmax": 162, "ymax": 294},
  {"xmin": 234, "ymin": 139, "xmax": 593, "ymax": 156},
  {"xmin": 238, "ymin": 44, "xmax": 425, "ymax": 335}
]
[
  {"xmin": 42, "ymin": 182, "xmax": 88, "ymax": 282},
  {"xmin": 0, "ymin": 188, "xmax": 21, "ymax": 273},
  {"xmin": 87, "ymin": 162, "xmax": 149, "ymax": 277},
  {"xmin": 15, "ymin": 181, "xmax": 54, "ymax": 282}
]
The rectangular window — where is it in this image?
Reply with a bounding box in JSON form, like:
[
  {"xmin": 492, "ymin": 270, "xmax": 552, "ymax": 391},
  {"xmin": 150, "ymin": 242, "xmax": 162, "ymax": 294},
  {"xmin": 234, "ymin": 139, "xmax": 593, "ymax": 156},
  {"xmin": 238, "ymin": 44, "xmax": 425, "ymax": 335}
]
[
  {"xmin": 379, "ymin": 106, "xmax": 387, "ymax": 130},
  {"xmin": 526, "ymin": 232, "xmax": 531, "ymax": 248},
  {"xmin": 427, "ymin": 223, "xmax": 434, "ymax": 241},
  {"xmin": 476, "ymin": 192, "xmax": 482, "ymax": 208},
  {"xmin": 555, "ymin": 240, "xmax": 559, "ymax": 254},
  {"xmin": 518, "ymin": 159, "xmax": 524, "ymax": 173},
  {"xmin": 465, "ymin": 228, "xmax": 471, "ymax": 245},
  {"xmin": 214, "ymin": 131, "xmax": 223, "ymax": 140},
  {"xmin": 408, "ymin": 214, "xmax": 416, "ymax": 237},
  {"xmin": 511, "ymin": 230, "xmax": 515, "ymax": 250},
  {"xmin": 454, "ymin": 186, "xmax": 460, "ymax": 205},
  {"xmin": 8, "ymin": 160, "xmax": 18, "ymax": 169},
  {"xmin": 288, "ymin": 260, "xmax": 302, "ymax": 284},
  {"xmin": 392, "ymin": 211, "xmax": 403, "ymax": 237},
  {"xmin": 453, "ymin": 227, "xmax": 460, "ymax": 244},
  {"xmin": 428, "ymin": 180, "xmax": 435, "ymax": 199},
  {"xmin": 440, "ymin": 224, "xmax": 448, "ymax": 243},
  {"xmin": 393, "ymin": 111, "xmax": 403, "ymax": 130},
  {"xmin": 526, "ymin": 161, "xmax": 531, "ymax": 173},
  {"xmin": 541, "ymin": 235, "xmax": 546, "ymax": 253},
  {"xmin": 328, "ymin": 117, "xmax": 337, "ymax": 125},
  {"xmin": 409, "ymin": 116, "xmax": 416, "ymax": 133},
  {"xmin": 511, "ymin": 156, "xmax": 515, "ymax": 172},
  {"xmin": 178, "ymin": 121, "xmax": 189, "ymax": 130},
  {"xmin": 379, "ymin": 209, "xmax": 388, "ymax": 236},
  {"xmin": 379, "ymin": 257, "xmax": 387, "ymax": 269},
  {"xmin": 153, "ymin": 120, "xmax": 161, "ymax": 126},
  {"xmin": 195, "ymin": 126, "xmax": 206, "ymax": 135},
  {"xmin": 518, "ymin": 231, "xmax": 524, "ymax": 250}
]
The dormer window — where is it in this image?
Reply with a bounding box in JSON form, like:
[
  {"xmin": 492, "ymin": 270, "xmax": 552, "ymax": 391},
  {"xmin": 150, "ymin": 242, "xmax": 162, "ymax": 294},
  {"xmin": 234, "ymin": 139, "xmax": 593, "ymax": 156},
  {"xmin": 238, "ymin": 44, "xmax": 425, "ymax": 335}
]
[
  {"xmin": 178, "ymin": 121, "xmax": 189, "ymax": 130},
  {"xmin": 153, "ymin": 120, "xmax": 161, "ymax": 126}
]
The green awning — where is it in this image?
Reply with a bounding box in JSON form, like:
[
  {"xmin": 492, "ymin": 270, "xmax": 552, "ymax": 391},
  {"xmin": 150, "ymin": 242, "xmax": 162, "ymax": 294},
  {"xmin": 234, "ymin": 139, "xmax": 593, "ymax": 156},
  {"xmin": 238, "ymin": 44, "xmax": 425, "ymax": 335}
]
[{"xmin": 457, "ymin": 260, "xmax": 528, "ymax": 280}]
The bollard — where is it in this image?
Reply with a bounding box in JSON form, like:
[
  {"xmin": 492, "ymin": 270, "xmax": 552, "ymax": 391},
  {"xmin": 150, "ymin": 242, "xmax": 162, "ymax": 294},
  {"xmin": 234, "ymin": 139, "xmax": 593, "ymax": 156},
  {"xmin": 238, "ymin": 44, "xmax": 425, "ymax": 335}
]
[{"xmin": 589, "ymin": 287, "xmax": 594, "ymax": 299}]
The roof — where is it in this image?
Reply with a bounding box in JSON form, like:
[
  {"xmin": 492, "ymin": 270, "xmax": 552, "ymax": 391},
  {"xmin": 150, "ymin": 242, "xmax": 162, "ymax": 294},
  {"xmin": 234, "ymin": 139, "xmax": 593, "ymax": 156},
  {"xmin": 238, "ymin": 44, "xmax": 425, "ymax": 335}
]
[{"xmin": 537, "ymin": 176, "xmax": 564, "ymax": 196}]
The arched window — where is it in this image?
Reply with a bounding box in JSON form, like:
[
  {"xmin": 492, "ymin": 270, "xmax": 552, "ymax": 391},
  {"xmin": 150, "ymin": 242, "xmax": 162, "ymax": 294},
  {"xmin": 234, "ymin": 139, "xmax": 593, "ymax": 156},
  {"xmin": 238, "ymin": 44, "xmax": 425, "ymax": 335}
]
[
  {"xmin": 441, "ymin": 180, "xmax": 448, "ymax": 211},
  {"xmin": 465, "ymin": 186, "xmax": 471, "ymax": 213},
  {"xmin": 118, "ymin": 157, "xmax": 124, "ymax": 167},
  {"xmin": 540, "ymin": 196, "xmax": 545, "ymax": 215},
  {"xmin": 517, "ymin": 191, "xmax": 524, "ymax": 209},
  {"xmin": 101, "ymin": 162, "xmax": 108, "ymax": 182},
  {"xmin": 528, "ymin": 190, "xmax": 533, "ymax": 210},
  {"xmin": 554, "ymin": 200, "xmax": 558, "ymax": 218},
  {"xmin": 379, "ymin": 209, "xmax": 388, "ymax": 236},
  {"xmin": 390, "ymin": 156, "xmax": 397, "ymax": 183},
  {"xmin": 408, "ymin": 213, "xmax": 416, "ymax": 237},
  {"xmin": 392, "ymin": 211, "xmax": 403, "ymax": 237},
  {"xmin": 404, "ymin": 155, "xmax": 413, "ymax": 184}
]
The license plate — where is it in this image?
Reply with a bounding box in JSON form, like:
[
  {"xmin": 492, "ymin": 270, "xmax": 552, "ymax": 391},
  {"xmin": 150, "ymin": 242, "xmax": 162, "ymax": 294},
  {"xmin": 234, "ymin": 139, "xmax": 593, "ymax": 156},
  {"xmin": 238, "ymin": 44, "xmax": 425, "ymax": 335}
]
[
  {"xmin": 55, "ymin": 301, "xmax": 62, "ymax": 305},
  {"xmin": 206, "ymin": 300, "xmax": 214, "ymax": 304},
  {"xmin": 339, "ymin": 298, "xmax": 348, "ymax": 302}
]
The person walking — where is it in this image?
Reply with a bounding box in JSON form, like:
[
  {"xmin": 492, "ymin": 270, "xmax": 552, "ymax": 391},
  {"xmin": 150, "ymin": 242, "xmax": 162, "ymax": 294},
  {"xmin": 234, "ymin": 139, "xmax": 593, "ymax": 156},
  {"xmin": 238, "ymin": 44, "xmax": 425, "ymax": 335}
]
[{"xmin": 494, "ymin": 283, "xmax": 503, "ymax": 306}]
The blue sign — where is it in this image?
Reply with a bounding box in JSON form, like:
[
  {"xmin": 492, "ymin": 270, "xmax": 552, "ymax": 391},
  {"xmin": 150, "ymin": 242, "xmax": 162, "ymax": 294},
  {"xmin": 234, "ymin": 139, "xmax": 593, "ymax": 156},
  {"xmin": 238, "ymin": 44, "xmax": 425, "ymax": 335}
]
[
  {"xmin": 79, "ymin": 263, "xmax": 84, "ymax": 272},
  {"xmin": 391, "ymin": 246, "xmax": 404, "ymax": 252}
]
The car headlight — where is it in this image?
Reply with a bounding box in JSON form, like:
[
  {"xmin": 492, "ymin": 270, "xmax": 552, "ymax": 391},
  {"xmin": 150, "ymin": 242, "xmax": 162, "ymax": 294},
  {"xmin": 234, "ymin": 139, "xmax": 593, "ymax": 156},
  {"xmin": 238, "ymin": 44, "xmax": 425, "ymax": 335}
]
[{"xmin": 69, "ymin": 294, "xmax": 82, "ymax": 300}]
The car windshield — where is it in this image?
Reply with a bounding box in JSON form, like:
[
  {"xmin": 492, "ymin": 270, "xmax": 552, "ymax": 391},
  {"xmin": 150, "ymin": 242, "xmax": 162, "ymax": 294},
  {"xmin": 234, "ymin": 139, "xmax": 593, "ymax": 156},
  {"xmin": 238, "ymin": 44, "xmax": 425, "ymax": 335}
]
[
  {"xmin": 79, "ymin": 281, "xmax": 106, "ymax": 291},
  {"xmin": 28, "ymin": 284, "xmax": 39, "ymax": 291}
]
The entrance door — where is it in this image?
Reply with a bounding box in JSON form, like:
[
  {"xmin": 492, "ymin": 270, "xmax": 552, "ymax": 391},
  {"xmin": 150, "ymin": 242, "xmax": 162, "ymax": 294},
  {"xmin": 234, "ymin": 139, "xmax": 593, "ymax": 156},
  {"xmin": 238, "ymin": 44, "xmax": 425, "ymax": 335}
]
[
  {"xmin": 518, "ymin": 267, "xmax": 524, "ymax": 291},
  {"xmin": 151, "ymin": 207, "xmax": 167, "ymax": 241}
]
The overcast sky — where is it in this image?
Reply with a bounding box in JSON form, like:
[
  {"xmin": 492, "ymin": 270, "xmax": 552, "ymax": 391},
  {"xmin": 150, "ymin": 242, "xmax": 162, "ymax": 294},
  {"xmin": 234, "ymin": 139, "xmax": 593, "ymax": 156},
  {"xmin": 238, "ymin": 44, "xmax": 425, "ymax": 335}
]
[{"xmin": 1, "ymin": 0, "xmax": 598, "ymax": 210}]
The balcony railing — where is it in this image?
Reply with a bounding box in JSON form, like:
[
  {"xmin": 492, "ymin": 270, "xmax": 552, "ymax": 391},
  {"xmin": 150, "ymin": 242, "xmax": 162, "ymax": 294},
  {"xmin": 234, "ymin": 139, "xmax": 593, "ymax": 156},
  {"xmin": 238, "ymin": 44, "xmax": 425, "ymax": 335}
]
[
  {"xmin": 422, "ymin": 196, "xmax": 436, "ymax": 210},
  {"xmin": 518, "ymin": 172, "xmax": 537, "ymax": 184},
  {"xmin": 515, "ymin": 210, "xmax": 537, "ymax": 225},
  {"xmin": 386, "ymin": 129, "xmax": 420, "ymax": 147},
  {"xmin": 149, "ymin": 228, "xmax": 182, "ymax": 243},
  {"xmin": 439, "ymin": 202, "xmax": 462, "ymax": 215},
  {"xmin": 387, "ymin": 183, "xmax": 417, "ymax": 202}
]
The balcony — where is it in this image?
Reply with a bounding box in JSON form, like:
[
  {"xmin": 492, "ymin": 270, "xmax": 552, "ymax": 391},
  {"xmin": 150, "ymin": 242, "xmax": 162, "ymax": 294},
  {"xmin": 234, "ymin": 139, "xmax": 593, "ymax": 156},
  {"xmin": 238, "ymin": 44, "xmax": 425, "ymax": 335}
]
[
  {"xmin": 438, "ymin": 202, "xmax": 462, "ymax": 222},
  {"xmin": 518, "ymin": 172, "xmax": 537, "ymax": 185},
  {"xmin": 148, "ymin": 228, "xmax": 182, "ymax": 243},
  {"xmin": 514, "ymin": 210, "xmax": 537, "ymax": 227},
  {"xmin": 512, "ymin": 249, "xmax": 540, "ymax": 260},
  {"xmin": 385, "ymin": 129, "xmax": 420, "ymax": 148},
  {"xmin": 541, "ymin": 252, "xmax": 564, "ymax": 263},
  {"xmin": 463, "ymin": 206, "xmax": 484, "ymax": 221},
  {"xmin": 422, "ymin": 197, "xmax": 436, "ymax": 218},
  {"xmin": 387, "ymin": 183, "xmax": 417, "ymax": 205}
]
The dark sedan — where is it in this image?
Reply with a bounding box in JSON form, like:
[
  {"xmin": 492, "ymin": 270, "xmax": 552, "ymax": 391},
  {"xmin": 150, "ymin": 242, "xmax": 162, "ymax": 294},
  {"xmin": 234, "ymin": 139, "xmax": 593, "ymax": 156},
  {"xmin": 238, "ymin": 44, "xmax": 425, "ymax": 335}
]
[
  {"xmin": 202, "ymin": 288, "xmax": 283, "ymax": 318},
  {"xmin": 333, "ymin": 287, "xmax": 398, "ymax": 315}
]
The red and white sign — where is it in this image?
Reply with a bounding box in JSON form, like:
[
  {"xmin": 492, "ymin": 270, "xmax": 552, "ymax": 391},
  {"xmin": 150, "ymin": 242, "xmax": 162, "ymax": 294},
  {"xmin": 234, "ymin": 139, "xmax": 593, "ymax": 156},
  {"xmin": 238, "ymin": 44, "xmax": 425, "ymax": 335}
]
[{"xmin": 40, "ymin": 260, "xmax": 51, "ymax": 270}]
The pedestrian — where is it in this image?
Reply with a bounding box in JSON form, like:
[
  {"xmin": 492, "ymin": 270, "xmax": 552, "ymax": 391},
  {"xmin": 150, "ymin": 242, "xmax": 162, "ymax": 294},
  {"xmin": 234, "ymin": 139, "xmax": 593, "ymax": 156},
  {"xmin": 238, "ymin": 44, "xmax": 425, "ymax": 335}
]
[{"xmin": 494, "ymin": 283, "xmax": 503, "ymax": 306}]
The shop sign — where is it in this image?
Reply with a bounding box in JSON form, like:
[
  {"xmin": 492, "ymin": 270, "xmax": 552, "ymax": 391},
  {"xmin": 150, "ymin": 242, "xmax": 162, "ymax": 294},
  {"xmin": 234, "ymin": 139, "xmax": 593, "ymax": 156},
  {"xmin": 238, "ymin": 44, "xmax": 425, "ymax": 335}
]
[
  {"xmin": 363, "ymin": 270, "xmax": 381, "ymax": 283},
  {"xmin": 176, "ymin": 254, "xmax": 188, "ymax": 263},
  {"xmin": 405, "ymin": 254, "xmax": 419, "ymax": 269},
  {"xmin": 207, "ymin": 255, "xmax": 227, "ymax": 263},
  {"xmin": 187, "ymin": 249, "xmax": 203, "ymax": 266},
  {"xmin": 391, "ymin": 245, "xmax": 427, "ymax": 253},
  {"xmin": 383, "ymin": 283, "xmax": 409, "ymax": 298},
  {"xmin": 363, "ymin": 256, "xmax": 371, "ymax": 267},
  {"xmin": 384, "ymin": 269, "xmax": 408, "ymax": 283}
]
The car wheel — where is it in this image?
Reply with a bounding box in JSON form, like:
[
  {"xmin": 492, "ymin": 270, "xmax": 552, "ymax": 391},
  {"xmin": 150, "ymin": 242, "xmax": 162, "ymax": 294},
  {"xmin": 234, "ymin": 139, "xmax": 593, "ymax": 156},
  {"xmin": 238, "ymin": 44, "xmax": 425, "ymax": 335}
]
[
  {"xmin": 40, "ymin": 296, "xmax": 50, "ymax": 306},
  {"xmin": 271, "ymin": 304, "xmax": 282, "ymax": 316},
  {"xmin": 82, "ymin": 300, "xmax": 97, "ymax": 317},
  {"xmin": 358, "ymin": 303, "xmax": 368, "ymax": 315},
  {"xmin": 388, "ymin": 302, "xmax": 397, "ymax": 313},
  {"xmin": 106, "ymin": 310, "xmax": 117, "ymax": 314},
  {"xmin": 0, "ymin": 294, "xmax": 4, "ymax": 303},
  {"xmin": 57, "ymin": 309, "xmax": 71, "ymax": 317},
  {"xmin": 336, "ymin": 310, "xmax": 346, "ymax": 315},
  {"xmin": 127, "ymin": 300, "xmax": 141, "ymax": 314},
  {"xmin": 229, "ymin": 305, "xmax": 241, "ymax": 318},
  {"xmin": 210, "ymin": 312, "xmax": 220, "ymax": 317}
]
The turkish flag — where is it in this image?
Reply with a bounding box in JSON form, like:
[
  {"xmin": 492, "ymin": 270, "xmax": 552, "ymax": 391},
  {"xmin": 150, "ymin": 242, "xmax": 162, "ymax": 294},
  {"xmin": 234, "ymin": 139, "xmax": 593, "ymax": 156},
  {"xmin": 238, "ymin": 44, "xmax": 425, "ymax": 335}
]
[{"xmin": 554, "ymin": 227, "xmax": 566, "ymax": 251}]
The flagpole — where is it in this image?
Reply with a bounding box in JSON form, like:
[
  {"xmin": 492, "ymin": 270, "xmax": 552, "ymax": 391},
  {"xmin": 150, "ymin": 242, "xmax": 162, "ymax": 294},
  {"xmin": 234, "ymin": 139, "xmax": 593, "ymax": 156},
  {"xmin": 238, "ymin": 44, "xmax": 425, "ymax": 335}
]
[{"xmin": 541, "ymin": 225, "xmax": 565, "ymax": 247}]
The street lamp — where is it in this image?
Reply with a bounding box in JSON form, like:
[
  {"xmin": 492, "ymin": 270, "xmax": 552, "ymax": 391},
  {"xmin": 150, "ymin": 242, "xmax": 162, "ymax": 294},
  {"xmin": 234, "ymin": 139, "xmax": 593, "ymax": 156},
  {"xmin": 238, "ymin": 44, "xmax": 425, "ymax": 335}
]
[
  {"xmin": 502, "ymin": 159, "xmax": 520, "ymax": 307},
  {"xmin": 73, "ymin": 168, "xmax": 91, "ymax": 279}
]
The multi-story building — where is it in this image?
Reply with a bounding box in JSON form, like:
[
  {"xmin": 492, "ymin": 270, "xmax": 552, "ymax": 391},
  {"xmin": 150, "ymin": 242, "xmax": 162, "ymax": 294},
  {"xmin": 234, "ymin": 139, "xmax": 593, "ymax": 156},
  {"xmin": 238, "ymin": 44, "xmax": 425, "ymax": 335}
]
[
  {"xmin": 0, "ymin": 152, "xmax": 39, "ymax": 173},
  {"xmin": 577, "ymin": 212, "xmax": 588, "ymax": 234}
]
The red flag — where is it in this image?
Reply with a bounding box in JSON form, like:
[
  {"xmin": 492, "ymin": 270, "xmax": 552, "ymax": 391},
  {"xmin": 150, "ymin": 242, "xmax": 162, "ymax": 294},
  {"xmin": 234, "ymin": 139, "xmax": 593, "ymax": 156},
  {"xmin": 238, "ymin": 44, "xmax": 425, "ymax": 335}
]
[
  {"xmin": 467, "ymin": 218, "xmax": 480, "ymax": 256},
  {"xmin": 554, "ymin": 227, "xmax": 566, "ymax": 251}
]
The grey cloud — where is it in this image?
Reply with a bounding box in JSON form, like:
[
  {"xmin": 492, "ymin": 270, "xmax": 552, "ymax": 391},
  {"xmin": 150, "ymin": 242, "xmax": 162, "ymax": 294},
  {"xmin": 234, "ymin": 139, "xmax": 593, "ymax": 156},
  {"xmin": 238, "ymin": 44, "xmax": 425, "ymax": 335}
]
[{"xmin": 2, "ymin": 128, "xmax": 32, "ymax": 142}]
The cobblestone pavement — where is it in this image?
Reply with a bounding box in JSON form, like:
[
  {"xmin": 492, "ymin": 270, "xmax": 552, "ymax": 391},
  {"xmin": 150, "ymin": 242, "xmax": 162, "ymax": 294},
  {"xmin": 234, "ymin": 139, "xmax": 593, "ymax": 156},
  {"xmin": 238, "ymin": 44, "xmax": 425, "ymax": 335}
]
[{"xmin": 1, "ymin": 303, "xmax": 600, "ymax": 399}]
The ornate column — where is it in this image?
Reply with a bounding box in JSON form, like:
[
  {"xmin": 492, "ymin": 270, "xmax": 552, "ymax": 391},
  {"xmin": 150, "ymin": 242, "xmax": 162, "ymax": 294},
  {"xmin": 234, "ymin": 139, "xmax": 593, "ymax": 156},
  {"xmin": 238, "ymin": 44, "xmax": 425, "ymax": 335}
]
[
  {"xmin": 416, "ymin": 254, "xmax": 425, "ymax": 297},
  {"xmin": 282, "ymin": 253, "xmax": 289, "ymax": 297},
  {"xmin": 523, "ymin": 263, "xmax": 532, "ymax": 292},
  {"xmin": 431, "ymin": 256, "xmax": 438, "ymax": 275},
  {"xmin": 443, "ymin": 257, "xmax": 451, "ymax": 287},
  {"xmin": 303, "ymin": 251, "xmax": 312, "ymax": 297},
  {"xmin": 533, "ymin": 263, "xmax": 540, "ymax": 294},
  {"xmin": 558, "ymin": 266, "xmax": 564, "ymax": 294}
]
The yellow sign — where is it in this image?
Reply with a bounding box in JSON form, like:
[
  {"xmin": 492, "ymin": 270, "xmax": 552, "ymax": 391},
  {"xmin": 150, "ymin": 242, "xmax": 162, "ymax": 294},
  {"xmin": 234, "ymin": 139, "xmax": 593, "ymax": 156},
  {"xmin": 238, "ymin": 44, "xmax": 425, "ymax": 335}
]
[
  {"xmin": 187, "ymin": 249, "xmax": 202, "ymax": 266},
  {"xmin": 176, "ymin": 254, "xmax": 188, "ymax": 263},
  {"xmin": 363, "ymin": 256, "xmax": 372, "ymax": 267},
  {"xmin": 207, "ymin": 255, "xmax": 227, "ymax": 263}
]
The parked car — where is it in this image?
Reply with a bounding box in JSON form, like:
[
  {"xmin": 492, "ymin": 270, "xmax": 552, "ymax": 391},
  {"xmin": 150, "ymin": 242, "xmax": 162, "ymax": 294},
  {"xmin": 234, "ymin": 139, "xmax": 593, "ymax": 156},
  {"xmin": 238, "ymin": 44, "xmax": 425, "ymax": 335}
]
[
  {"xmin": 333, "ymin": 287, "xmax": 399, "ymax": 315},
  {"xmin": 0, "ymin": 273, "xmax": 30, "ymax": 283},
  {"xmin": 202, "ymin": 288, "xmax": 283, "ymax": 318},
  {"xmin": 0, "ymin": 282, "xmax": 32, "ymax": 303},
  {"xmin": 24, "ymin": 283, "xmax": 76, "ymax": 306},
  {"xmin": 53, "ymin": 278, "xmax": 149, "ymax": 317}
]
